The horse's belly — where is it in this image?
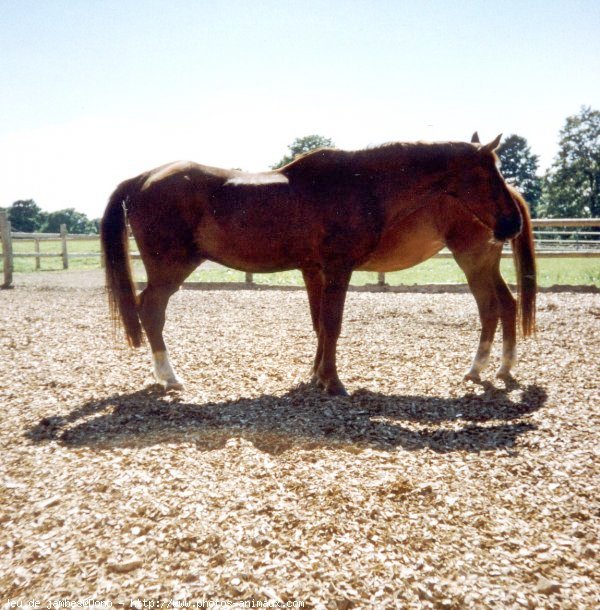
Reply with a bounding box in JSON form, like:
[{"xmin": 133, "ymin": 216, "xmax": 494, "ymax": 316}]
[
  {"xmin": 359, "ymin": 227, "xmax": 444, "ymax": 272},
  {"xmin": 360, "ymin": 244, "xmax": 444, "ymax": 272}
]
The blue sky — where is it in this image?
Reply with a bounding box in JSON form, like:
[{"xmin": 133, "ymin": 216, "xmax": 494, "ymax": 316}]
[{"xmin": 1, "ymin": 0, "xmax": 599, "ymax": 218}]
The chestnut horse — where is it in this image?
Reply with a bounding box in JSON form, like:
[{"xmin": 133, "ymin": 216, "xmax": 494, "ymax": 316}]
[{"xmin": 101, "ymin": 135, "xmax": 536, "ymax": 395}]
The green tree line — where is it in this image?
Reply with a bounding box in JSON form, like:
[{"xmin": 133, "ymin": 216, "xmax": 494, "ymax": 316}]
[
  {"xmin": 496, "ymin": 106, "xmax": 599, "ymax": 219},
  {"xmin": 0, "ymin": 200, "xmax": 100, "ymax": 234}
]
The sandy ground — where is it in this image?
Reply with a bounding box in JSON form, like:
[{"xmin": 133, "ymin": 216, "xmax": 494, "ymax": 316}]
[{"xmin": 1, "ymin": 277, "xmax": 598, "ymax": 609}]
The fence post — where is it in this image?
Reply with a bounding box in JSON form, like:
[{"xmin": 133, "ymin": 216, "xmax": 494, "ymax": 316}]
[
  {"xmin": 0, "ymin": 211, "xmax": 14, "ymax": 288},
  {"xmin": 60, "ymin": 224, "xmax": 69, "ymax": 269},
  {"xmin": 35, "ymin": 238, "xmax": 41, "ymax": 270}
]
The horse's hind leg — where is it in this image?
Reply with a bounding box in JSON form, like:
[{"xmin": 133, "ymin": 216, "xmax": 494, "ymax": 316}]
[
  {"xmin": 138, "ymin": 263, "xmax": 199, "ymax": 390},
  {"xmin": 138, "ymin": 285, "xmax": 181, "ymax": 389},
  {"xmin": 495, "ymin": 277, "xmax": 517, "ymax": 381}
]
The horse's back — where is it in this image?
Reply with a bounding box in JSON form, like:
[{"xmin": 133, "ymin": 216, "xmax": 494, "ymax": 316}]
[
  {"xmin": 137, "ymin": 161, "xmax": 231, "ymax": 195},
  {"xmin": 195, "ymin": 172, "xmax": 320, "ymax": 272}
]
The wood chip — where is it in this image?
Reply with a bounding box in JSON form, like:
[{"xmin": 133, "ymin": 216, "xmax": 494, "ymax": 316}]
[
  {"xmin": 107, "ymin": 558, "xmax": 144, "ymax": 573},
  {"xmin": 536, "ymin": 576, "xmax": 562, "ymax": 595}
]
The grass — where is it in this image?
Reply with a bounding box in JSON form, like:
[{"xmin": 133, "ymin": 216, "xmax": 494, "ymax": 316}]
[
  {"xmin": 183, "ymin": 258, "xmax": 600, "ymax": 288},
  {"xmin": 6, "ymin": 237, "xmax": 600, "ymax": 286}
]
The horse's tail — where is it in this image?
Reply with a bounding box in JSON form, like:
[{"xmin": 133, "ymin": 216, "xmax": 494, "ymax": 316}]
[
  {"xmin": 100, "ymin": 180, "xmax": 143, "ymax": 347},
  {"xmin": 509, "ymin": 186, "xmax": 537, "ymax": 337}
]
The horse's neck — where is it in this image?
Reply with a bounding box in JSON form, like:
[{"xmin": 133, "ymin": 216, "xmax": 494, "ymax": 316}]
[{"xmin": 360, "ymin": 159, "xmax": 452, "ymax": 223}]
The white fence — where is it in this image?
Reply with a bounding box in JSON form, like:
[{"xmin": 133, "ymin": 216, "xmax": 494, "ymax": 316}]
[{"xmin": 1, "ymin": 210, "xmax": 599, "ymax": 289}]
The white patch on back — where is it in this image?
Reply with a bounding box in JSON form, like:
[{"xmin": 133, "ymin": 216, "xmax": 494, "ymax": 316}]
[{"xmin": 225, "ymin": 172, "xmax": 289, "ymax": 186}]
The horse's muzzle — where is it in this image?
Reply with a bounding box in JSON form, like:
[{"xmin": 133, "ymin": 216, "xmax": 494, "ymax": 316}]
[{"xmin": 494, "ymin": 214, "xmax": 522, "ymax": 241}]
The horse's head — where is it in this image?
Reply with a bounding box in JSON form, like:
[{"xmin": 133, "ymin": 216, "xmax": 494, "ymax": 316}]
[{"xmin": 449, "ymin": 135, "xmax": 522, "ymax": 241}]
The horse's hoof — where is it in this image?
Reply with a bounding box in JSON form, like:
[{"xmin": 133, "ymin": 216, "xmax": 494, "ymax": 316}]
[
  {"xmin": 496, "ymin": 369, "xmax": 515, "ymax": 383},
  {"xmin": 314, "ymin": 377, "xmax": 325, "ymax": 390},
  {"xmin": 165, "ymin": 379, "xmax": 184, "ymax": 391},
  {"xmin": 464, "ymin": 371, "xmax": 482, "ymax": 384},
  {"xmin": 326, "ymin": 382, "xmax": 348, "ymax": 397}
]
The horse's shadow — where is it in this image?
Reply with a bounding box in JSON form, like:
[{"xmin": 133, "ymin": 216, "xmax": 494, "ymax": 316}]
[{"xmin": 25, "ymin": 381, "xmax": 547, "ymax": 455}]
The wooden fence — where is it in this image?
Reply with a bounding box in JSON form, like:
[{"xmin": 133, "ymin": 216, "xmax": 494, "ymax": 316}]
[{"xmin": 1, "ymin": 210, "xmax": 599, "ymax": 289}]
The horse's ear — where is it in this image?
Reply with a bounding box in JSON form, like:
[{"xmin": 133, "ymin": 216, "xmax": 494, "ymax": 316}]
[
  {"xmin": 471, "ymin": 131, "xmax": 480, "ymax": 144},
  {"xmin": 482, "ymin": 134, "xmax": 502, "ymax": 152}
]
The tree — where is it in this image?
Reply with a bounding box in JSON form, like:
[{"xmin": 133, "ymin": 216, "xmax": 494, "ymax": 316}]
[
  {"xmin": 497, "ymin": 135, "xmax": 542, "ymax": 217},
  {"xmin": 542, "ymin": 106, "xmax": 600, "ymax": 218},
  {"xmin": 45, "ymin": 208, "xmax": 95, "ymax": 234},
  {"xmin": 8, "ymin": 200, "xmax": 46, "ymax": 232},
  {"xmin": 90, "ymin": 218, "xmax": 101, "ymax": 234},
  {"xmin": 271, "ymin": 134, "xmax": 335, "ymax": 169}
]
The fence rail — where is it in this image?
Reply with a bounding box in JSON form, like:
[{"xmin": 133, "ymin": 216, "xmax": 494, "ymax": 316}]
[
  {"xmin": 1, "ymin": 209, "xmax": 599, "ymax": 289},
  {"xmin": 10, "ymin": 231, "xmax": 99, "ymax": 240}
]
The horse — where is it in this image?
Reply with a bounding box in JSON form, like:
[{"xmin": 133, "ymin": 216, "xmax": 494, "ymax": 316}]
[{"xmin": 100, "ymin": 134, "xmax": 536, "ymax": 396}]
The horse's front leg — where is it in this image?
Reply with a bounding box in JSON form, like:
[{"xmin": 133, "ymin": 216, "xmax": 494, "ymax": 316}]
[
  {"xmin": 302, "ymin": 267, "xmax": 325, "ymax": 385},
  {"xmin": 495, "ymin": 277, "xmax": 518, "ymax": 381},
  {"xmin": 451, "ymin": 249, "xmax": 501, "ymax": 384},
  {"xmin": 315, "ymin": 268, "xmax": 352, "ymax": 396},
  {"xmin": 463, "ymin": 278, "xmax": 500, "ymax": 384}
]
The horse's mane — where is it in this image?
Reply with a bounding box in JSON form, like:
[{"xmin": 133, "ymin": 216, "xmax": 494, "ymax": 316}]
[
  {"xmin": 350, "ymin": 141, "xmax": 479, "ymax": 164},
  {"xmin": 284, "ymin": 141, "xmax": 481, "ymax": 173}
]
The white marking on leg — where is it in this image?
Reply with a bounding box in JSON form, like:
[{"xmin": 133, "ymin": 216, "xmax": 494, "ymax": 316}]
[
  {"xmin": 465, "ymin": 341, "xmax": 492, "ymax": 381},
  {"xmin": 153, "ymin": 350, "xmax": 184, "ymax": 390},
  {"xmin": 497, "ymin": 345, "xmax": 516, "ymax": 380}
]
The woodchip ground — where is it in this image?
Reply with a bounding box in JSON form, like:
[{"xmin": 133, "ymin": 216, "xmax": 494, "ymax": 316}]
[{"xmin": 1, "ymin": 272, "xmax": 598, "ymax": 609}]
